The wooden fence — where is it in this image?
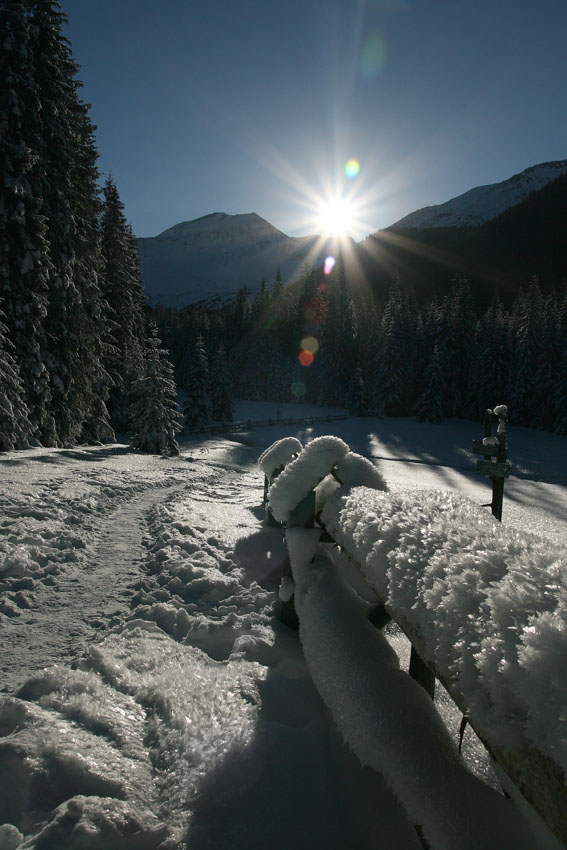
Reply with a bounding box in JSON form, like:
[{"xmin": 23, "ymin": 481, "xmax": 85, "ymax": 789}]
[
  {"xmin": 184, "ymin": 412, "xmax": 348, "ymax": 436},
  {"xmin": 262, "ymin": 439, "xmax": 566, "ymax": 850}
]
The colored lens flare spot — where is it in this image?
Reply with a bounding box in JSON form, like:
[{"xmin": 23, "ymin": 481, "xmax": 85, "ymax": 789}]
[
  {"xmin": 301, "ymin": 336, "xmax": 319, "ymax": 354},
  {"xmin": 298, "ymin": 350, "xmax": 314, "ymax": 367},
  {"xmin": 345, "ymin": 158, "xmax": 360, "ymax": 178},
  {"xmin": 324, "ymin": 256, "xmax": 336, "ymax": 275},
  {"xmin": 291, "ymin": 380, "xmax": 306, "ymax": 397},
  {"xmin": 360, "ymin": 32, "xmax": 387, "ymax": 79}
]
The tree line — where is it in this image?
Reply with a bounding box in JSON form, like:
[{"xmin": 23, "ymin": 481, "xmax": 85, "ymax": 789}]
[
  {"xmin": 155, "ymin": 266, "xmax": 567, "ymax": 436},
  {"xmin": 0, "ymin": 1, "xmax": 181, "ymax": 455}
]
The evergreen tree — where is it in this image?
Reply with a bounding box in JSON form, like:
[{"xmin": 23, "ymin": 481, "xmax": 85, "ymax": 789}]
[
  {"xmin": 210, "ymin": 343, "xmax": 233, "ymax": 421},
  {"xmin": 375, "ymin": 277, "xmax": 415, "ymax": 416},
  {"xmin": 129, "ymin": 326, "xmax": 181, "ymax": 455},
  {"xmin": 100, "ymin": 176, "xmax": 147, "ymax": 429},
  {"xmin": 183, "ymin": 334, "xmax": 211, "ymax": 429},
  {"xmin": 0, "ymin": 1, "xmax": 54, "ymax": 443},
  {"xmin": 415, "ymin": 344, "xmax": 444, "ymax": 424},
  {"xmin": 29, "ymin": 0, "xmax": 109, "ymax": 445},
  {"xmin": 0, "ymin": 311, "xmax": 33, "ymax": 451},
  {"xmin": 508, "ymin": 278, "xmax": 544, "ymax": 427}
]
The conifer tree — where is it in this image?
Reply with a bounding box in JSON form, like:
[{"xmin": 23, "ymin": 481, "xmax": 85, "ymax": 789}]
[
  {"xmin": 29, "ymin": 0, "xmax": 109, "ymax": 445},
  {"xmin": 415, "ymin": 344, "xmax": 444, "ymax": 424},
  {"xmin": 183, "ymin": 334, "xmax": 211, "ymax": 429},
  {"xmin": 0, "ymin": 1, "xmax": 54, "ymax": 443},
  {"xmin": 508, "ymin": 278, "xmax": 544, "ymax": 427},
  {"xmin": 210, "ymin": 343, "xmax": 233, "ymax": 421},
  {"xmin": 129, "ymin": 326, "xmax": 181, "ymax": 455},
  {"xmin": 375, "ymin": 278, "xmax": 415, "ymax": 416},
  {"xmin": 100, "ymin": 176, "xmax": 147, "ymax": 429},
  {"xmin": 0, "ymin": 311, "xmax": 33, "ymax": 451}
]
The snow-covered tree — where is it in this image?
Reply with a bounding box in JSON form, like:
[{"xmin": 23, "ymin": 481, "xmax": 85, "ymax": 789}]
[
  {"xmin": 0, "ymin": 1, "xmax": 54, "ymax": 442},
  {"xmin": 183, "ymin": 335, "xmax": 211, "ymax": 429},
  {"xmin": 375, "ymin": 277, "xmax": 416, "ymax": 416},
  {"xmin": 100, "ymin": 176, "xmax": 147, "ymax": 429},
  {"xmin": 0, "ymin": 311, "xmax": 33, "ymax": 451},
  {"xmin": 415, "ymin": 344, "xmax": 444, "ymax": 424},
  {"xmin": 210, "ymin": 343, "xmax": 233, "ymax": 421},
  {"xmin": 29, "ymin": 0, "xmax": 109, "ymax": 445},
  {"xmin": 129, "ymin": 326, "xmax": 181, "ymax": 455}
]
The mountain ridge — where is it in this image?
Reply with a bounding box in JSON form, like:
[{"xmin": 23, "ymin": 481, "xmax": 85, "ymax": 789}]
[
  {"xmin": 138, "ymin": 159, "xmax": 566, "ymax": 307},
  {"xmin": 387, "ymin": 159, "xmax": 567, "ymax": 230}
]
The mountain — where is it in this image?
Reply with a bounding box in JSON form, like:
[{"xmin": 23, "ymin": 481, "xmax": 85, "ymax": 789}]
[
  {"xmin": 389, "ymin": 160, "xmax": 567, "ymax": 230},
  {"xmin": 138, "ymin": 212, "xmax": 343, "ymax": 307},
  {"xmin": 356, "ymin": 166, "xmax": 567, "ymax": 307}
]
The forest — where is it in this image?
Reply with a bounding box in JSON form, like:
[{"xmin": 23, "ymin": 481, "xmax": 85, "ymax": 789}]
[
  {"xmin": 154, "ymin": 267, "xmax": 567, "ymax": 435},
  {"xmin": 0, "ymin": 1, "xmax": 180, "ymax": 454},
  {"xmin": 2, "ymin": 1, "xmax": 566, "ymax": 458}
]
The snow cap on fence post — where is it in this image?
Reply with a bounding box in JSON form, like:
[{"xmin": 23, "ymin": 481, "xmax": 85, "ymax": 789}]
[{"xmin": 268, "ymin": 436, "xmax": 350, "ymax": 523}]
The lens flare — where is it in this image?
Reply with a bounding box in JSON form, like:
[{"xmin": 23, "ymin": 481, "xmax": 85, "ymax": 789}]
[
  {"xmin": 291, "ymin": 381, "xmax": 306, "ymax": 397},
  {"xmin": 298, "ymin": 350, "xmax": 314, "ymax": 367},
  {"xmin": 360, "ymin": 32, "xmax": 387, "ymax": 79},
  {"xmin": 324, "ymin": 255, "xmax": 336, "ymax": 275},
  {"xmin": 301, "ymin": 336, "xmax": 319, "ymax": 354},
  {"xmin": 345, "ymin": 158, "xmax": 360, "ymax": 178}
]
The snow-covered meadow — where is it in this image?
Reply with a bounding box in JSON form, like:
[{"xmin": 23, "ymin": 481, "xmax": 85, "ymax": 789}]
[{"xmin": 1, "ymin": 401, "xmax": 566, "ymax": 850}]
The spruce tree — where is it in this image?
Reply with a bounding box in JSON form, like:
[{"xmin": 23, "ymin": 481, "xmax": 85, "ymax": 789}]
[
  {"xmin": 129, "ymin": 326, "xmax": 181, "ymax": 455},
  {"xmin": 29, "ymin": 0, "xmax": 109, "ymax": 445},
  {"xmin": 0, "ymin": 1, "xmax": 54, "ymax": 443},
  {"xmin": 415, "ymin": 344, "xmax": 444, "ymax": 424},
  {"xmin": 100, "ymin": 176, "xmax": 147, "ymax": 429},
  {"xmin": 183, "ymin": 334, "xmax": 211, "ymax": 429},
  {"xmin": 210, "ymin": 343, "xmax": 234, "ymax": 421},
  {"xmin": 0, "ymin": 311, "xmax": 33, "ymax": 451}
]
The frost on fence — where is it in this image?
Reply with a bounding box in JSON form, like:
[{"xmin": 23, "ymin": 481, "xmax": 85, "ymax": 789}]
[
  {"xmin": 320, "ymin": 486, "xmax": 567, "ymax": 774},
  {"xmin": 290, "ymin": 543, "xmax": 536, "ymax": 850}
]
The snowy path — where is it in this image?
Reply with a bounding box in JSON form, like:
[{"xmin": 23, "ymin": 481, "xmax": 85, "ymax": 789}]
[
  {"xmin": 0, "ymin": 480, "xmax": 188, "ymax": 694},
  {"xmin": 1, "ymin": 413, "xmax": 565, "ymax": 849}
]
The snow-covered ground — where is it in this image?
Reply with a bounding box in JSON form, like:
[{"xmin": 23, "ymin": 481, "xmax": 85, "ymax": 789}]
[{"xmin": 1, "ymin": 402, "xmax": 566, "ymax": 850}]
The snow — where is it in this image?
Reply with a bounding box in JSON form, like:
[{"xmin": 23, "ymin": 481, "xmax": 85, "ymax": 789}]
[
  {"xmin": 390, "ymin": 160, "xmax": 567, "ymax": 229},
  {"xmin": 291, "ymin": 547, "xmax": 536, "ymax": 850},
  {"xmin": 137, "ymin": 212, "xmax": 345, "ymax": 307},
  {"xmin": 1, "ymin": 401, "xmax": 567, "ymax": 849},
  {"xmin": 319, "ymin": 487, "xmax": 567, "ymax": 769},
  {"xmin": 268, "ymin": 435, "xmax": 350, "ymax": 522},
  {"xmin": 258, "ymin": 436, "xmax": 302, "ymax": 476}
]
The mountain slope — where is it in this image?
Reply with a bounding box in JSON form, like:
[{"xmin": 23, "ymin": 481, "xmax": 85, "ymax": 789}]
[
  {"xmin": 138, "ymin": 212, "xmax": 340, "ymax": 306},
  {"xmin": 389, "ymin": 160, "xmax": 567, "ymax": 230},
  {"xmin": 356, "ymin": 170, "xmax": 567, "ymax": 306}
]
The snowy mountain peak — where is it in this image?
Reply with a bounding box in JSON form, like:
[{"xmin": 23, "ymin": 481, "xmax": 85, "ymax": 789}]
[
  {"xmin": 157, "ymin": 211, "xmax": 287, "ymax": 244},
  {"xmin": 138, "ymin": 212, "xmax": 330, "ymax": 306},
  {"xmin": 389, "ymin": 159, "xmax": 567, "ymax": 230}
]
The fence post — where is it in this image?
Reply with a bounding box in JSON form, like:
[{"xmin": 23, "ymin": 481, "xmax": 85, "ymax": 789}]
[
  {"xmin": 280, "ymin": 490, "xmax": 316, "ymax": 630},
  {"xmin": 408, "ymin": 647, "xmax": 435, "ymax": 699}
]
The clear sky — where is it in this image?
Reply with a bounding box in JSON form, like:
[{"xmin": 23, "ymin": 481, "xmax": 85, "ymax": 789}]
[{"xmin": 62, "ymin": 0, "xmax": 566, "ymax": 240}]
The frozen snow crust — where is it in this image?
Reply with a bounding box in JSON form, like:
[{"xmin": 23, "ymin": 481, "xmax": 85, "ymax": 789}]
[{"xmin": 320, "ymin": 486, "xmax": 567, "ymax": 772}]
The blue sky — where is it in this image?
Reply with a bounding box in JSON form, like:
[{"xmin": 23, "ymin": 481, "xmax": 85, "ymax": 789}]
[{"xmin": 63, "ymin": 0, "xmax": 566, "ymax": 239}]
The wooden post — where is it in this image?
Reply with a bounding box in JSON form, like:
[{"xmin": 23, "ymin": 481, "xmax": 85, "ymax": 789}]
[
  {"xmin": 409, "ymin": 646, "xmax": 435, "ymax": 699},
  {"xmin": 491, "ymin": 407, "xmax": 508, "ymax": 522},
  {"xmin": 279, "ymin": 490, "xmax": 316, "ymax": 629},
  {"xmin": 474, "ymin": 406, "xmax": 509, "ymax": 522}
]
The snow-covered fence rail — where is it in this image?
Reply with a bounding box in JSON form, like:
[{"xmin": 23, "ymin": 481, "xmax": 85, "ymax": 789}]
[
  {"xmin": 261, "ymin": 435, "xmax": 567, "ymax": 850},
  {"xmin": 184, "ymin": 412, "xmax": 348, "ymax": 436}
]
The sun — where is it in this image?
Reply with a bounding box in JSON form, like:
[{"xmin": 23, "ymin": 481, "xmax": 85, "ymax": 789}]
[{"xmin": 316, "ymin": 196, "xmax": 356, "ymax": 237}]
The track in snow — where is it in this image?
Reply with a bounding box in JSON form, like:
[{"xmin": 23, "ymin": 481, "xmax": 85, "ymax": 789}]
[{"xmin": 0, "ymin": 482, "xmax": 188, "ymax": 694}]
